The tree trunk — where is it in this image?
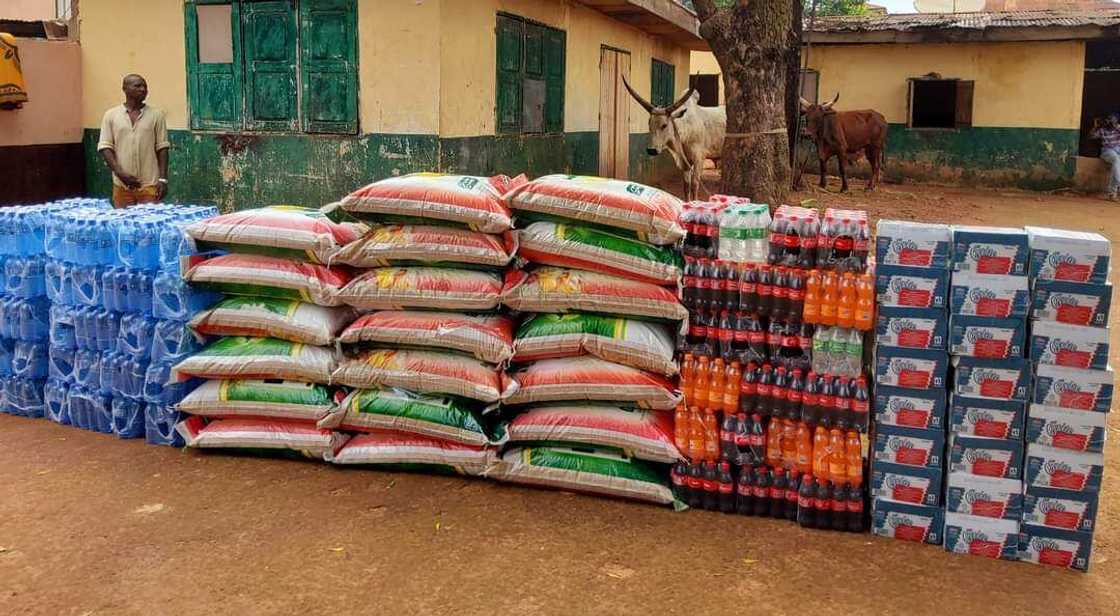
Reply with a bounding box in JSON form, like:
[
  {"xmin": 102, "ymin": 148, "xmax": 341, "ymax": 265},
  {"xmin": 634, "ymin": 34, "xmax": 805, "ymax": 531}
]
[{"xmin": 786, "ymin": 0, "xmax": 803, "ymax": 175}]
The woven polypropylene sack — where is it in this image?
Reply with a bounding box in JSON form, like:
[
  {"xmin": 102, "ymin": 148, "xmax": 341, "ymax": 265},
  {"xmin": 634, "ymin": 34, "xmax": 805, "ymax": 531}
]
[
  {"xmin": 177, "ymin": 379, "xmax": 340, "ymax": 422},
  {"xmin": 319, "ymin": 388, "xmax": 504, "ymax": 447},
  {"xmin": 328, "ymin": 431, "xmax": 494, "ymax": 475},
  {"xmin": 176, "ymin": 415, "xmax": 348, "ymax": 460},
  {"xmin": 184, "ymin": 254, "xmax": 351, "ymax": 307},
  {"xmin": 338, "ymin": 267, "xmax": 502, "ymax": 312},
  {"xmin": 333, "ymin": 224, "xmax": 514, "ymax": 269},
  {"xmin": 332, "ymin": 349, "xmax": 512, "ymax": 403},
  {"xmin": 185, "ymin": 206, "xmax": 364, "ymax": 263},
  {"xmin": 173, "ymin": 337, "xmax": 336, "ymax": 384},
  {"xmin": 513, "ymin": 313, "xmax": 677, "ymax": 376},
  {"xmin": 190, "ymin": 297, "xmax": 356, "ymax": 346},
  {"xmin": 491, "ymin": 446, "xmax": 677, "ymax": 506},
  {"xmin": 501, "ymin": 267, "xmax": 687, "ymax": 321},
  {"xmin": 505, "ymin": 357, "xmax": 681, "ymax": 410},
  {"xmin": 506, "ymin": 175, "xmax": 685, "ymax": 245},
  {"xmin": 505, "ymin": 405, "xmax": 681, "ymax": 463},
  {"xmin": 337, "ymin": 173, "xmax": 520, "ymax": 233},
  {"xmin": 517, "ymin": 222, "xmax": 681, "ymax": 285},
  {"xmin": 338, "ymin": 311, "xmax": 514, "ymax": 364}
]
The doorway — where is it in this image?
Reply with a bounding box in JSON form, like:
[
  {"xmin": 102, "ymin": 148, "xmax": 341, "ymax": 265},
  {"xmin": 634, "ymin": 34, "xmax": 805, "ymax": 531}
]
[
  {"xmin": 599, "ymin": 46, "xmax": 631, "ymax": 179},
  {"xmin": 1079, "ymin": 40, "xmax": 1120, "ymax": 158}
]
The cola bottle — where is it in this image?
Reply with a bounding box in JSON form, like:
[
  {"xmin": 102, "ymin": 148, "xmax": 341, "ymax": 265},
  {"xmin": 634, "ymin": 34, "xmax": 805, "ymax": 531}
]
[
  {"xmin": 770, "ymin": 469, "xmax": 788, "ymax": 518},
  {"xmin": 785, "ymin": 471, "xmax": 801, "ymax": 521},
  {"xmin": 755, "ymin": 365, "xmax": 773, "ymax": 417},
  {"xmin": 718, "ymin": 462, "xmax": 737, "ymax": 514},
  {"xmin": 802, "ymin": 370, "xmax": 820, "ymax": 426},
  {"xmin": 739, "ymin": 264, "xmax": 759, "ymax": 314},
  {"xmin": 718, "ymin": 310, "xmax": 735, "ymax": 361},
  {"xmin": 720, "ymin": 411, "xmax": 739, "ymax": 462},
  {"xmin": 847, "ymin": 484, "xmax": 865, "ymax": 532},
  {"xmin": 832, "ymin": 483, "xmax": 849, "ymax": 531},
  {"xmin": 702, "ymin": 462, "xmax": 719, "ymax": 510},
  {"xmin": 818, "ymin": 375, "xmax": 835, "ymax": 428},
  {"xmin": 697, "ymin": 258, "xmax": 715, "ymax": 313},
  {"xmin": 787, "ymin": 369, "xmax": 804, "ymax": 421},
  {"xmin": 705, "ymin": 311, "xmax": 721, "ymax": 355},
  {"xmin": 772, "ymin": 367, "xmax": 790, "ymax": 420},
  {"xmin": 747, "ymin": 315, "xmax": 768, "ymax": 362},
  {"xmin": 834, "ymin": 376, "xmax": 852, "ymax": 430},
  {"xmin": 671, "ymin": 462, "xmax": 689, "ymax": 503},
  {"xmin": 682, "ymin": 257, "xmax": 699, "ymax": 311},
  {"xmin": 686, "ymin": 310, "xmax": 708, "ymax": 349},
  {"xmin": 814, "ymin": 479, "xmax": 832, "ymax": 529},
  {"xmin": 752, "ymin": 467, "xmax": 771, "ymax": 517},
  {"xmin": 797, "ymin": 473, "xmax": 817, "ymax": 528},
  {"xmin": 799, "ymin": 216, "xmax": 820, "ymax": 269},
  {"xmin": 739, "ymin": 362, "xmax": 758, "ymax": 414},
  {"xmin": 767, "ymin": 319, "xmax": 784, "ymax": 361},
  {"xmin": 768, "ymin": 215, "xmax": 787, "ymax": 265},
  {"xmin": 851, "ymin": 376, "xmax": 870, "ymax": 432},
  {"xmin": 787, "ymin": 271, "xmax": 805, "ymax": 321},
  {"xmin": 757, "ymin": 266, "xmax": 774, "ymax": 318},
  {"xmin": 712, "ymin": 260, "xmax": 729, "ymax": 312},
  {"xmin": 686, "ymin": 463, "xmax": 704, "ymax": 509},
  {"xmin": 722, "ymin": 262, "xmax": 740, "ymax": 312},
  {"xmin": 732, "ymin": 312, "xmax": 751, "ymax": 361},
  {"xmin": 798, "ymin": 322, "xmax": 815, "ymax": 371},
  {"xmin": 780, "ymin": 321, "xmax": 802, "ymax": 368},
  {"xmin": 737, "ymin": 466, "xmax": 754, "ymax": 515},
  {"xmin": 734, "ymin": 412, "xmax": 750, "ymax": 462},
  {"xmin": 783, "ymin": 216, "xmax": 802, "ymax": 266},
  {"xmin": 772, "ymin": 267, "xmax": 790, "ymax": 319},
  {"xmin": 748, "ymin": 413, "xmax": 767, "ymax": 463},
  {"xmin": 853, "ymin": 219, "xmax": 870, "ymax": 273}
]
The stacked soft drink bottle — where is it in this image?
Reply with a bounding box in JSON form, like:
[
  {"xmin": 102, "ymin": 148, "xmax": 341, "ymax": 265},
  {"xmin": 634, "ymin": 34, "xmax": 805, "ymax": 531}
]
[
  {"xmin": 43, "ymin": 202, "xmax": 218, "ymax": 443},
  {"xmin": 1017, "ymin": 227, "xmax": 1111, "ymax": 572},
  {"xmin": 870, "ymin": 221, "xmax": 952, "ymax": 546}
]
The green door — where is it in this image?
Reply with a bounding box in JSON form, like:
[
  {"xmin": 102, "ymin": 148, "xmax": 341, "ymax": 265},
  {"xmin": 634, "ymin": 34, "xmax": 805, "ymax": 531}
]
[
  {"xmin": 299, "ymin": 0, "xmax": 358, "ymax": 134},
  {"xmin": 243, "ymin": 0, "xmax": 298, "ymax": 131},
  {"xmin": 185, "ymin": 2, "xmax": 243, "ymax": 131}
]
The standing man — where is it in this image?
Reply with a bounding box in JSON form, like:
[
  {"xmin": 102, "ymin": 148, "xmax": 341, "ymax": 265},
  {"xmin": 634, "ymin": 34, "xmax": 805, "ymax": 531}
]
[
  {"xmin": 1090, "ymin": 112, "xmax": 1120, "ymax": 202},
  {"xmin": 97, "ymin": 74, "xmax": 170, "ymax": 208}
]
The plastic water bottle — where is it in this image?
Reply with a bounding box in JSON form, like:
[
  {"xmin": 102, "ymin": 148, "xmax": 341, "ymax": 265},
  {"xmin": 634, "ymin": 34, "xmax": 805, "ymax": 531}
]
[
  {"xmin": 154, "ymin": 272, "xmax": 220, "ymax": 321},
  {"xmin": 101, "ymin": 351, "xmax": 122, "ymax": 396},
  {"xmin": 128, "ymin": 271, "xmax": 154, "ymax": 315},
  {"xmin": 45, "ymin": 379, "xmax": 71, "ymax": 425},
  {"xmin": 144, "ymin": 403, "xmax": 185, "ymax": 446},
  {"xmin": 118, "ymin": 313, "xmax": 156, "ymax": 360},
  {"xmin": 49, "ymin": 345, "xmax": 75, "ymax": 382},
  {"xmin": 111, "ymin": 397, "xmax": 145, "ymax": 438},
  {"xmin": 152, "ymin": 319, "xmax": 203, "ymax": 364},
  {"xmin": 6, "ymin": 256, "xmax": 47, "ymax": 298},
  {"xmin": 12, "ymin": 340, "xmax": 48, "ymax": 379},
  {"xmin": 0, "ymin": 337, "xmax": 13, "ymax": 376},
  {"xmin": 812, "ymin": 326, "xmax": 833, "ymax": 375},
  {"xmin": 50, "ymin": 304, "xmax": 77, "ymax": 349},
  {"xmin": 46, "ymin": 260, "xmax": 73, "ymax": 304},
  {"xmin": 95, "ymin": 310, "xmax": 120, "ymax": 352},
  {"xmin": 6, "ymin": 378, "xmax": 46, "ymax": 418},
  {"xmin": 16, "ymin": 298, "xmax": 50, "ymax": 341},
  {"xmin": 74, "ymin": 349, "xmax": 101, "ymax": 390}
]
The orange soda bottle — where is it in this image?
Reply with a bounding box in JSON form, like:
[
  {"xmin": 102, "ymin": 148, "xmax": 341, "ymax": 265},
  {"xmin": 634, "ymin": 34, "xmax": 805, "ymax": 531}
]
[
  {"xmin": 767, "ymin": 418, "xmax": 783, "ymax": 467},
  {"xmin": 795, "ymin": 421, "xmax": 813, "ymax": 474},
  {"xmin": 820, "ymin": 271, "xmax": 839, "ymax": 326},
  {"xmin": 723, "ymin": 361, "xmax": 741, "ymax": 413},
  {"xmin": 803, "ymin": 270, "xmax": 822, "ymax": 324},
  {"xmin": 709, "ymin": 358, "xmax": 725, "ymax": 412},
  {"xmin": 846, "ymin": 430, "xmax": 863, "ymax": 487},
  {"xmin": 812, "ymin": 426, "xmax": 830, "ymax": 477},
  {"xmin": 854, "ymin": 273, "xmax": 874, "ymax": 331},
  {"xmin": 694, "ymin": 356, "xmax": 711, "ymax": 410},
  {"xmin": 674, "ymin": 404, "xmax": 690, "ymax": 455},
  {"xmin": 688, "ymin": 406, "xmax": 705, "ymax": 460},
  {"xmin": 680, "ymin": 354, "xmax": 695, "ymax": 405},
  {"xmin": 837, "ymin": 273, "xmax": 856, "ymax": 329},
  {"xmin": 703, "ymin": 409, "xmax": 720, "ymax": 461},
  {"xmin": 828, "ymin": 428, "xmax": 847, "ymax": 485},
  {"xmin": 781, "ymin": 418, "xmax": 798, "ymax": 470}
]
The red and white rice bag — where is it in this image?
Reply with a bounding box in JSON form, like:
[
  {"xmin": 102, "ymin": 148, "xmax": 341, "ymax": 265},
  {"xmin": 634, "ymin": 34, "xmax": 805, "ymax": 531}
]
[
  {"xmin": 336, "ymin": 173, "xmax": 520, "ymax": 233},
  {"xmin": 505, "ymin": 357, "xmax": 681, "ymax": 410},
  {"xmin": 327, "ymin": 431, "xmax": 494, "ymax": 475},
  {"xmin": 517, "ymin": 221, "xmax": 681, "ymax": 285},
  {"xmin": 513, "ymin": 313, "xmax": 677, "ymax": 375},
  {"xmin": 189, "ymin": 297, "xmax": 356, "ymax": 346},
  {"xmin": 490, "ymin": 445, "xmax": 677, "ymax": 506},
  {"xmin": 338, "ymin": 267, "xmax": 502, "ymax": 312},
  {"xmin": 184, "ymin": 254, "xmax": 352, "ymax": 307},
  {"xmin": 172, "ymin": 337, "xmax": 336, "ymax": 384},
  {"xmin": 505, "ymin": 174, "xmax": 685, "ymax": 245},
  {"xmin": 332, "ymin": 349, "xmax": 513, "ymax": 403},
  {"xmin": 506, "ymin": 405, "xmax": 681, "ymax": 463},
  {"xmin": 176, "ymin": 416, "xmax": 348, "ymax": 460},
  {"xmin": 338, "ymin": 311, "xmax": 514, "ymax": 364},
  {"xmin": 185, "ymin": 205, "xmax": 364, "ymax": 263},
  {"xmin": 501, "ymin": 267, "xmax": 687, "ymax": 321},
  {"xmin": 333, "ymin": 224, "xmax": 515, "ymax": 268}
]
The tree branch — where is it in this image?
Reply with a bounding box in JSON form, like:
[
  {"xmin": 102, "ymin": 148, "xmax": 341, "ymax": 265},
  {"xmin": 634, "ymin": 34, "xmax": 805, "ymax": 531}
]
[
  {"xmin": 692, "ymin": 0, "xmax": 721, "ymax": 20},
  {"xmin": 692, "ymin": 0, "xmax": 733, "ymax": 46}
]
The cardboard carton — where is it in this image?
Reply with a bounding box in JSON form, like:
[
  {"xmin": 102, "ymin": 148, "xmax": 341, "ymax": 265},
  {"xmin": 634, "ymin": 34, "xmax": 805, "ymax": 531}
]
[
  {"xmin": 1032, "ymin": 280, "xmax": 1112, "ymax": 328},
  {"xmin": 951, "ymin": 356, "xmax": 1031, "ymax": 402},
  {"xmin": 949, "ymin": 434, "xmax": 1024, "ymax": 480},
  {"xmin": 875, "ymin": 265, "xmax": 949, "ymax": 309},
  {"xmin": 874, "ymin": 346, "xmax": 948, "ymax": 390},
  {"xmin": 876, "ymin": 220, "xmax": 952, "ymax": 269},
  {"xmin": 1032, "ymin": 364, "xmax": 1113, "ymax": 413},
  {"xmin": 1028, "ymin": 320, "xmax": 1110, "ymax": 370},
  {"xmin": 945, "ymin": 473, "xmax": 1022, "ymax": 520},
  {"xmin": 1025, "ymin": 226, "xmax": 1110, "ymax": 285},
  {"xmin": 951, "ymin": 225, "xmax": 1029, "ymax": 276},
  {"xmin": 1022, "ymin": 486, "xmax": 1099, "ymax": 533},
  {"xmin": 944, "ymin": 513, "xmax": 1020, "ymax": 560},
  {"xmin": 1024, "ymin": 444, "xmax": 1104, "ymax": 494},
  {"xmin": 875, "ymin": 384, "xmax": 947, "ymax": 430},
  {"xmin": 873, "ymin": 424, "xmax": 945, "ymax": 469},
  {"xmin": 949, "ymin": 395, "xmax": 1025, "ymax": 440},
  {"xmin": 1025, "ymin": 404, "xmax": 1107, "ymax": 453},
  {"xmin": 948, "ymin": 316, "xmax": 1025, "ymax": 359},
  {"xmin": 949, "ymin": 272, "xmax": 1030, "ymax": 319},
  {"xmin": 871, "ymin": 499, "xmax": 945, "ymax": 545},
  {"xmin": 870, "ymin": 461, "xmax": 943, "ymax": 507},
  {"xmin": 1018, "ymin": 524, "xmax": 1093, "ymax": 572}
]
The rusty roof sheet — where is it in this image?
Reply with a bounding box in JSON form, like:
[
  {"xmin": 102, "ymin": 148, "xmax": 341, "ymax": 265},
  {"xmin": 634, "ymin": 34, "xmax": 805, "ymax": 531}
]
[{"xmin": 808, "ymin": 8, "xmax": 1120, "ymax": 33}]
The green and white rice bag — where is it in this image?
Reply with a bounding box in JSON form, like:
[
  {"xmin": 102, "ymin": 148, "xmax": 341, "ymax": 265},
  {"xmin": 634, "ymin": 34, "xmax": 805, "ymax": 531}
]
[
  {"xmin": 173, "ymin": 337, "xmax": 336, "ymax": 384},
  {"xmin": 177, "ymin": 379, "xmax": 341, "ymax": 422},
  {"xmin": 513, "ymin": 313, "xmax": 677, "ymax": 376},
  {"xmin": 320, "ymin": 388, "xmax": 504, "ymax": 447},
  {"xmin": 491, "ymin": 446, "xmax": 679, "ymax": 507},
  {"xmin": 190, "ymin": 297, "xmax": 356, "ymax": 346}
]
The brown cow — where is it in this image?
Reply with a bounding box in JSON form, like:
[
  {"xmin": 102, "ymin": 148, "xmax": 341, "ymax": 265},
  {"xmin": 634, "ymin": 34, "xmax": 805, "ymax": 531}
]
[{"xmin": 801, "ymin": 94, "xmax": 888, "ymax": 192}]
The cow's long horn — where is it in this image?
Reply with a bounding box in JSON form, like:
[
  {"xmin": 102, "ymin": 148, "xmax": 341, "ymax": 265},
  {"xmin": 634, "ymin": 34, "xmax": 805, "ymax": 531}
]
[
  {"xmin": 822, "ymin": 93, "xmax": 840, "ymax": 110},
  {"xmin": 666, "ymin": 88, "xmax": 697, "ymax": 114},
  {"xmin": 621, "ymin": 75, "xmax": 654, "ymax": 113},
  {"xmin": 800, "ymin": 97, "xmax": 812, "ymax": 111}
]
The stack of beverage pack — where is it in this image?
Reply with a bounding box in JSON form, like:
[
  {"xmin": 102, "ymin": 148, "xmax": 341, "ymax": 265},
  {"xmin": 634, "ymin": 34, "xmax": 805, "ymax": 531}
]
[
  {"xmin": 1019, "ymin": 227, "xmax": 1112, "ymax": 572},
  {"xmin": 870, "ymin": 220, "xmax": 952, "ymax": 545},
  {"xmin": 942, "ymin": 226, "xmax": 1032, "ymax": 561},
  {"xmin": 675, "ymin": 201, "xmax": 873, "ymax": 531}
]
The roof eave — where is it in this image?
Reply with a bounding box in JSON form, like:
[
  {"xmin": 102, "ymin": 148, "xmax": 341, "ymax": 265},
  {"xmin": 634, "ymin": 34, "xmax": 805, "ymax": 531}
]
[
  {"xmin": 807, "ymin": 23, "xmax": 1120, "ymax": 44},
  {"xmin": 575, "ymin": 0, "xmax": 706, "ymax": 50}
]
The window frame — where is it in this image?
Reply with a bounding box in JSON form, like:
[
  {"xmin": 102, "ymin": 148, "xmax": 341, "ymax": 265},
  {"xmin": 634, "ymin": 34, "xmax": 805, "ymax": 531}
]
[
  {"xmin": 906, "ymin": 77, "xmax": 974, "ymax": 131},
  {"xmin": 495, "ymin": 12, "xmax": 566, "ymax": 136},
  {"xmin": 650, "ymin": 58, "xmax": 676, "ymax": 108}
]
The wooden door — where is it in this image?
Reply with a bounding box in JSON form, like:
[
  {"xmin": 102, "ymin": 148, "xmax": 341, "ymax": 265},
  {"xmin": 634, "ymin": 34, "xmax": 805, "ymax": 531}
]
[{"xmin": 599, "ymin": 48, "xmax": 631, "ymax": 179}]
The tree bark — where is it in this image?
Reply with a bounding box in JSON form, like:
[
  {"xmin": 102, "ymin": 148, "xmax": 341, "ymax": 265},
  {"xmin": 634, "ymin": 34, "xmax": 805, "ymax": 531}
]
[{"xmin": 694, "ymin": 0, "xmax": 793, "ymax": 205}]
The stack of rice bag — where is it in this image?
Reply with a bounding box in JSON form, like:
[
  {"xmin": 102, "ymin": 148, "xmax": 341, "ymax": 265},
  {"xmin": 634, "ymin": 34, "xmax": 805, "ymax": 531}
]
[
  {"xmin": 175, "ymin": 207, "xmax": 359, "ymax": 459},
  {"xmin": 323, "ymin": 174, "xmax": 517, "ymax": 472},
  {"xmin": 495, "ymin": 175, "xmax": 689, "ymax": 506}
]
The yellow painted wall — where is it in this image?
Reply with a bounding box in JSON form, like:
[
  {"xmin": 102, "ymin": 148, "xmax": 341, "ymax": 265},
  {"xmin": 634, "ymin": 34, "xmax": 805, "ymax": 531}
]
[
  {"xmin": 438, "ymin": 0, "xmax": 691, "ymax": 137},
  {"xmin": 358, "ymin": 0, "xmax": 440, "ymax": 134},
  {"xmin": 807, "ymin": 41, "xmax": 1085, "ymax": 129}
]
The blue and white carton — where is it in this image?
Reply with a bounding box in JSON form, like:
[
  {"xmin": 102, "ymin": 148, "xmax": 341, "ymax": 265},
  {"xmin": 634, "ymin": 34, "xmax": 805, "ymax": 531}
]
[
  {"xmin": 949, "ymin": 435, "xmax": 1024, "ymax": 480},
  {"xmin": 1025, "ymin": 404, "xmax": 1107, "ymax": 453},
  {"xmin": 1024, "ymin": 444, "xmax": 1104, "ymax": 494},
  {"xmin": 945, "ymin": 473, "xmax": 1023, "ymax": 520},
  {"xmin": 873, "ymin": 424, "xmax": 945, "ymax": 469},
  {"xmin": 872, "ymin": 499, "xmax": 945, "ymax": 545},
  {"xmin": 949, "ymin": 272, "xmax": 1030, "ymax": 319},
  {"xmin": 875, "ymin": 384, "xmax": 947, "ymax": 430},
  {"xmin": 1032, "ymin": 363, "xmax": 1113, "ymax": 413},
  {"xmin": 870, "ymin": 461, "xmax": 943, "ymax": 507},
  {"xmin": 874, "ymin": 346, "xmax": 948, "ymax": 390},
  {"xmin": 1025, "ymin": 226, "xmax": 1110, "ymax": 285},
  {"xmin": 1022, "ymin": 486, "xmax": 1099, "ymax": 533},
  {"xmin": 876, "ymin": 306, "xmax": 947, "ymax": 350},
  {"xmin": 875, "ymin": 265, "xmax": 949, "ymax": 310},
  {"xmin": 1031, "ymin": 280, "xmax": 1112, "ymax": 328},
  {"xmin": 949, "ymin": 395, "xmax": 1025, "ymax": 440},
  {"xmin": 944, "ymin": 513, "xmax": 1020, "ymax": 560},
  {"xmin": 876, "ymin": 220, "xmax": 951, "ymax": 270},
  {"xmin": 951, "ymin": 225, "xmax": 1029, "ymax": 276},
  {"xmin": 948, "ymin": 315, "xmax": 1024, "ymax": 359},
  {"xmin": 1018, "ymin": 524, "xmax": 1093, "ymax": 572},
  {"xmin": 1028, "ymin": 320, "xmax": 1110, "ymax": 370},
  {"xmin": 951, "ymin": 356, "xmax": 1031, "ymax": 402}
]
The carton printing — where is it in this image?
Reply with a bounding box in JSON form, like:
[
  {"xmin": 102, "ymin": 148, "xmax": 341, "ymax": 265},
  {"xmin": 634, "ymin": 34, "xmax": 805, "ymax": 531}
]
[
  {"xmin": 872, "ymin": 499, "xmax": 945, "ymax": 545},
  {"xmin": 875, "ymin": 220, "xmax": 952, "ymax": 270},
  {"xmin": 948, "ymin": 316, "xmax": 1025, "ymax": 359},
  {"xmin": 875, "ymin": 385, "xmax": 947, "ymax": 430},
  {"xmin": 876, "ymin": 306, "xmax": 947, "ymax": 350},
  {"xmin": 944, "ymin": 513, "xmax": 1020, "ymax": 560},
  {"xmin": 1032, "ymin": 363, "xmax": 1113, "ymax": 413},
  {"xmin": 949, "ymin": 435, "xmax": 1024, "ymax": 480},
  {"xmin": 1018, "ymin": 524, "xmax": 1093, "ymax": 572},
  {"xmin": 946, "ymin": 473, "xmax": 1023, "ymax": 520},
  {"xmin": 949, "ymin": 273, "xmax": 1030, "ymax": 319},
  {"xmin": 874, "ymin": 346, "xmax": 948, "ymax": 390},
  {"xmin": 1025, "ymin": 404, "xmax": 1107, "ymax": 453},
  {"xmin": 875, "ymin": 265, "xmax": 949, "ymax": 309},
  {"xmin": 1022, "ymin": 486, "xmax": 1099, "ymax": 533},
  {"xmin": 873, "ymin": 424, "xmax": 945, "ymax": 469},
  {"xmin": 1031, "ymin": 280, "xmax": 1112, "ymax": 328},
  {"xmin": 1025, "ymin": 226, "xmax": 1111, "ymax": 285},
  {"xmin": 1028, "ymin": 321, "xmax": 1110, "ymax": 370},
  {"xmin": 870, "ymin": 461, "xmax": 943, "ymax": 507},
  {"xmin": 1024, "ymin": 444, "xmax": 1104, "ymax": 493},
  {"xmin": 949, "ymin": 395, "xmax": 1025, "ymax": 440},
  {"xmin": 951, "ymin": 356, "xmax": 1031, "ymax": 402},
  {"xmin": 951, "ymin": 225, "xmax": 1029, "ymax": 276}
]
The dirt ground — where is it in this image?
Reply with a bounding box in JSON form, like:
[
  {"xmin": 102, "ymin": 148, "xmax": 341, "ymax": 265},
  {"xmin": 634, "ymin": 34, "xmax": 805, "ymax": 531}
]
[{"xmin": 2, "ymin": 181, "xmax": 1120, "ymax": 616}]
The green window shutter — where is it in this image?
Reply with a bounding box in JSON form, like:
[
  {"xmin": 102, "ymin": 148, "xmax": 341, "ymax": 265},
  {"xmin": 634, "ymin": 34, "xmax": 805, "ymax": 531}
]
[
  {"xmin": 651, "ymin": 60, "xmax": 675, "ymax": 108},
  {"xmin": 185, "ymin": 2, "xmax": 243, "ymax": 131},
  {"xmin": 543, "ymin": 28, "xmax": 565, "ymax": 134},
  {"xmin": 299, "ymin": 0, "xmax": 358, "ymax": 134},
  {"xmin": 496, "ymin": 15, "xmax": 523, "ymax": 134},
  {"xmin": 242, "ymin": 0, "xmax": 298, "ymax": 131}
]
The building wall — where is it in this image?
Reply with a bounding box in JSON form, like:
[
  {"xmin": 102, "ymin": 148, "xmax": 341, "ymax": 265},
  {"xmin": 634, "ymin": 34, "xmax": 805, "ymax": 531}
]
[
  {"xmin": 807, "ymin": 40, "xmax": 1085, "ymax": 189},
  {"xmin": 79, "ymin": 0, "xmax": 693, "ymax": 210},
  {"xmin": 1, "ymin": 0, "xmax": 57, "ymax": 21},
  {"xmin": 1, "ymin": 38, "xmax": 84, "ymax": 205},
  {"xmin": 689, "ymin": 50, "xmax": 724, "ymax": 103}
]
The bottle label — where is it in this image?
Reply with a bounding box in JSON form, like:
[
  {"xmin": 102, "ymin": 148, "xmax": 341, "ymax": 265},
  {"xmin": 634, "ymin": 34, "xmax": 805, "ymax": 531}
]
[
  {"xmin": 834, "ymin": 396, "xmax": 848, "ymax": 410},
  {"xmin": 788, "ymin": 288, "xmax": 805, "ymax": 302},
  {"xmin": 786, "ymin": 488, "xmax": 799, "ymax": 501},
  {"xmin": 740, "ymin": 381, "xmax": 757, "ymax": 396},
  {"xmin": 847, "ymin": 499, "xmax": 864, "ymax": 514},
  {"xmin": 758, "ymin": 284, "xmax": 773, "ymax": 298},
  {"xmin": 788, "ymin": 391, "xmax": 803, "ymax": 406},
  {"xmin": 802, "ymin": 392, "xmax": 818, "ymax": 406},
  {"xmin": 770, "ymin": 486, "xmax": 784, "ymax": 500},
  {"xmin": 683, "ymin": 275, "xmax": 698, "ymax": 288},
  {"xmin": 697, "ymin": 276, "xmax": 710, "ymax": 290},
  {"xmin": 741, "ymin": 282, "xmax": 757, "ymax": 295},
  {"xmin": 737, "ymin": 484, "xmax": 751, "ymax": 497},
  {"xmin": 725, "ymin": 278, "xmax": 741, "ymax": 293},
  {"xmin": 719, "ymin": 328, "xmax": 733, "ymax": 342},
  {"xmin": 832, "ymin": 499, "xmax": 847, "ymax": 513},
  {"xmin": 773, "ymin": 285, "xmax": 789, "ymax": 299},
  {"xmin": 719, "ymin": 484, "xmax": 733, "ymax": 495},
  {"xmin": 798, "ymin": 495, "xmax": 813, "ymax": 508},
  {"xmin": 782, "ymin": 334, "xmax": 800, "ymax": 347},
  {"xmin": 756, "ymin": 383, "xmax": 771, "ymax": 398},
  {"xmin": 749, "ymin": 331, "xmax": 766, "ymax": 345},
  {"xmin": 784, "ymin": 234, "xmax": 801, "ymax": 249},
  {"xmin": 734, "ymin": 330, "xmax": 750, "ymax": 343},
  {"xmin": 814, "ymin": 497, "xmax": 829, "ymax": 510},
  {"xmin": 752, "ymin": 486, "xmax": 769, "ymax": 498},
  {"xmin": 834, "ymin": 237, "xmax": 855, "ymax": 251},
  {"xmin": 851, "ymin": 399, "xmax": 869, "ymax": 413},
  {"xmin": 689, "ymin": 324, "xmax": 707, "ymax": 338}
]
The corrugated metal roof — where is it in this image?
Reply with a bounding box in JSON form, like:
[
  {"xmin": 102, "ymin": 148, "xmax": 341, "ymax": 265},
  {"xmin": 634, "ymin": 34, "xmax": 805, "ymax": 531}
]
[{"xmin": 809, "ymin": 8, "xmax": 1120, "ymax": 33}]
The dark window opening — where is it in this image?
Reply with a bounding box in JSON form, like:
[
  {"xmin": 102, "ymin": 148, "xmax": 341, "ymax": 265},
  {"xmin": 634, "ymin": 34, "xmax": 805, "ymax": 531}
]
[
  {"xmin": 908, "ymin": 78, "xmax": 973, "ymax": 130},
  {"xmin": 690, "ymin": 74, "xmax": 719, "ymax": 107},
  {"xmin": 1079, "ymin": 41, "xmax": 1120, "ymax": 158},
  {"xmin": 496, "ymin": 13, "xmax": 565, "ymax": 135}
]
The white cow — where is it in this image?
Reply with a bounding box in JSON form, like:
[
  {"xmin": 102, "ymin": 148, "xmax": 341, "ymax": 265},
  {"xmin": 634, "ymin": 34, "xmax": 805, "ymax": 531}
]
[{"xmin": 623, "ymin": 76, "xmax": 726, "ymax": 201}]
